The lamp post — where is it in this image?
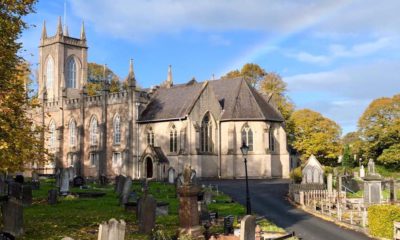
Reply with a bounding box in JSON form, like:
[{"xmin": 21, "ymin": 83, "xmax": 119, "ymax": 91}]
[{"xmin": 240, "ymin": 142, "xmax": 251, "ymax": 214}]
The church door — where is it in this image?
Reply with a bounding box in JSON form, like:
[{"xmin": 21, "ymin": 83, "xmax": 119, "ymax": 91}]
[{"xmin": 146, "ymin": 157, "xmax": 153, "ymax": 178}]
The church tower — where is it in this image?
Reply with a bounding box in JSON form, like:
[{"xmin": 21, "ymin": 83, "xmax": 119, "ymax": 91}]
[{"xmin": 38, "ymin": 17, "xmax": 88, "ymax": 100}]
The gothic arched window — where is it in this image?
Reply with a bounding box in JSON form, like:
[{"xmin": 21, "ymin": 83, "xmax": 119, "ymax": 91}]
[
  {"xmin": 200, "ymin": 113, "xmax": 212, "ymax": 153},
  {"xmin": 66, "ymin": 58, "xmax": 76, "ymax": 88},
  {"xmin": 147, "ymin": 127, "xmax": 154, "ymax": 146},
  {"xmin": 49, "ymin": 120, "xmax": 56, "ymax": 149},
  {"xmin": 169, "ymin": 125, "xmax": 178, "ymax": 153},
  {"xmin": 269, "ymin": 127, "xmax": 275, "ymax": 152},
  {"xmin": 114, "ymin": 115, "xmax": 121, "ymax": 145},
  {"xmin": 90, "ymin": 117, "xmax": 98, "ymax": 146},
  {"xmin": 46, "ymin": 57, "xmax": 54, "ymax": 98},
  {"xmin": 241, "ymin": 125, "xmax": 253, "ymax": 151},
  {"xmin": 69, "ymin": 119, "xmax": 76, "ymax": 147}
]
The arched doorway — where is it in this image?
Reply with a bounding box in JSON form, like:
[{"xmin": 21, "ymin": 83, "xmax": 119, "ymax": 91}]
[{"xmin": 146, "ymin": 157, "xmax": 153, "ymax": 178}]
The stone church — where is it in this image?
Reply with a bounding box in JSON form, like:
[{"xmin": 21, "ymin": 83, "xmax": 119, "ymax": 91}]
[{"xmin": 32, "ymin": 18, "xmax": 290, "ymax": 180}]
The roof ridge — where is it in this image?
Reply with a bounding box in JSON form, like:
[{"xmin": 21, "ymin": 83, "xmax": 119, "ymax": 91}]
[
  {"xmin": 248, "ymin": 83, "xmax": 284, "ymax": 121},
  {"xmin": 241, "ymin": 78, "xmax": 267, "ymax": 119},
  {"xmin": 231, "ymin": 78, "xmax": 246, "ymax": 118},
  {"xmin": 186, "ymin": 81, "xmax": 209, "ymax": 116}
]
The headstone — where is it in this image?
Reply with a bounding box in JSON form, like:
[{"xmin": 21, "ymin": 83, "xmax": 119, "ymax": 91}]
[
  {"xmin": 240, "ymin": 215, "xmax": 256, "ymax": 240},
  {"xmin": 73, "ymin": 176, "xmax": 85, "ymax": 187},
  {"xmin": 156, "ymin": 202, "xmax": 169, "ymax": 216},
  {"xmin": 223, "ymin": 215, "xmax": 235, "ymax": 235},
  {"xmin": 22, "ymin": 185, "xmax": 32, "ymax": 206},
  {"xmin": 55, "ymin": 168, "xmax": 61, "ymax": 188},
  {"xmin": 14, "ymin": 175, "xmax": 24, "ymax": 184},
  {"xmin": 209, "ymin": 212, "xmax": 218, "ymax": 223},
  {"xmin": 363, "ymin": 180, "xmax": 382, "ymax": 204},
  {"xmin": 360, "ymin": 165, "xmax": 365, "ymax": 178},
  {"xmin": 116, "ymin": 175, "xmax": 126, "ymax": 196},
  {"xmin": 168, "ymin": 168, "xmax": 175, "ymax": 184},
  {"xmin": 120, "ymin": 177, "xmax": 132, "ymax": 206},
  {"xmin": 48, "ymin": 189, "xmax": 58, "ymax": 205},
  {"xmin": 0, "ymin": 174, "xmax": 7, "ymax": 196},
  {"xmin": 30, "ymin": 171, "xmax": 40, "ymax": 190},
  {"xmin": 368, "ymin": 159, "xmax": 375, "ymax": 175},
  {"xmin": 204, "ymin": 191, "xmax": 212, "ymax": 205},
  {"xmin": 98, "ymin": 218, "xmax": 126, "ymax": 240},
  {"xmin": 302, "ymin": 155, "xmax": 324, "ymax": 184},
  {"xmin": 60, "ymin": 169, "xmax": 70, "ymax": 195},
  {"xmin": 128, "ymin": 192, "xmax": 138, "ymax": 203},
  {"xmin": 114, "ymin": 175, "xmax": 121, "ymax": 192},
  {"xmin": 327, "ymin": 174, "xmax": 333, "ymax": 194},
  {"xmin": 190, "ymin": 169, "xmax": 197, "ymax": 185},
  {"xmin": 61, "ymin": 237, "xmax": 74, "ymax": 240},
  {"xmin": 8, "ymin": 182, "xmax": 22, "ymax": 200},
  {"xmin": 390, "ymin": 180, "xmax": 396, "ymax": 203},
  {"xmin": 337, "ymin": 176, "xmax": 342, "ymax": 192},
  {"xmin": 1, "ymin": 198, "xmax": 23, "ymax": 237},
  {"xmin": 68, "ymin": 167, "xmax": 74, "ymax": 182},
  {"xmin": 138, "ymin": 194, "xmax": 156, "ymax": 234},
  {"xmin": 199, "ymin": 202, "xmax": 210, "ymax": 224},
  {"xmin": 99, "ymin": 174, "xmax": 107, "ymax": 186}
]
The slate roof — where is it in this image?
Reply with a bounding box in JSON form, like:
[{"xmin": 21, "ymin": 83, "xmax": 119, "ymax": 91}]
[{"xmin": 139, "ymin": 77, "xmax": 284, "ymax": 122}]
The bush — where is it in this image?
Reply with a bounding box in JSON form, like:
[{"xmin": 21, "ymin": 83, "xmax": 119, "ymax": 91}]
[
  {"xmin": 368, "ymin": 204, "xmax": 400, "ymax": 239},
  {"xmin": 290, "ymin": 167, "xmax": 302, "ymax": 183}
]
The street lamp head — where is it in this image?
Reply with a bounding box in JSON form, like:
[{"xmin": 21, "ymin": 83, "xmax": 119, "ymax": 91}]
[{"xmin": 240, "ymin": 141, "xmax": 249, "ymax": 156}]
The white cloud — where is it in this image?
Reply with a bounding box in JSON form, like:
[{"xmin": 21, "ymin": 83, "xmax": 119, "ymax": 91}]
[
  {"xmin": 208, "ymin": 34, "xmax": 231, "ymax": 46},
  {"xmin": 287, "ymin": 37, "xmax": 397, "ymax": 64},
  {"xmin": 68, "ymin": 0, "xmax": 400, "ymax": 40},
  {"xmin": 284, "ymin": 60, "xmax": 400, "ymax": 133}
]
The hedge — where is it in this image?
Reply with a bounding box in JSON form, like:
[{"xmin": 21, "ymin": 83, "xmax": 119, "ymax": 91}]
[{"xmin": 368, "ymin": 204, "xmax": 400, "ymax": 239}]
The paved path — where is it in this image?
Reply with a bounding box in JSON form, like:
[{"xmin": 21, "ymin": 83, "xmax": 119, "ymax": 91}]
[{"xmin": 202, "ymin": 179, "xmax": 373, "ymax": 240}]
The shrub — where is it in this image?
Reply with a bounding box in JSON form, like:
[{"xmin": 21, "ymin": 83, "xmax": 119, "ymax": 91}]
[
  {"xmin": 290, "ymin": 167, "xmax": 302, "ymax": 183},
  {"xmin": 368, "ymin": 204, "xmax": 400, "ymax": 239}
]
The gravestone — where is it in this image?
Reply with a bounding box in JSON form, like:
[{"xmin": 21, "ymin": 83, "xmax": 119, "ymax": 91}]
[
  {"xmin": 120, "ymin": 177, "xmax": 132, "ymax": 206},
  {"xmin": 204, "ymin": 191, "xmax": 212, "ymax": 205},
  {"xmin": 302, "ymin": 155, "xmax": 324, "ymax": 184},
  {"xmin": 68, "ymin": 167, "xmax": 74, "ymax": 182},
  {"xmin": 55, "ymin": 168, "xmax": 61, "ymax": 188},
  {"xmin": 360, "ymin": 165, "xmax": 365, "ymax": 178},
  {"xmin": 337, "ymin": 176, "xmax": 342, "ymax": 192},
  {"xmin": 98, "ymin": 218, "xmax": 126, "ymax": 240},
  {"xmin": 368, "ymin": 159, "xmax": 375, "ymax": 175},
  {"xmin": 60, "ymin": 169, "xmax": 70, "ymax": 195},
  {"xmin": 48, "ymin": 189, "xmax": 58, "ymax": 205},
  {"xmin": 190, "ymin": 169, "xmax": 197, "ymax": 185},
  {"xmin": 116, "ymin": 175, "xmax": 126, "ymax": 197},
  {"xmin": 30, "ymin": 171, "xmax": 40, "ymax": 190},
  {"xmin": 99, "ymin": 174, "xmax": 107, "ymax": 186},
  {"xmin": 240, "ymin": 215, "xmax": 256, "ymax": 240},
  {"xmin": 22, "ymin": 185, "xmax": 32, "ymax": 206},
  {"xmin": 73, "ymin": 176, "xmax": 85, "ymax": 187},
  {"xmin": 156, "ymin": 202, "xmax": 169, "ymax": 216},
  {"xmin": 223, "ymin": 215, "xmax": 235, "ymax": 235},
  {"xmin": 1, "ymin": 198, "xmax": 23, "ymax": 237},
  {"xmin": 327, "ymin": 174, "xmax": 333, "ymax": 194},
  {"xmin": 14, "ymin": 175, "xmax": 24, "ymax": 184},
  {"xmin": 138, "ymin": 194, "xmax": 156, "ymax": 234},
  {"xmin": 199, "ymin": 202, "xmax": 210, "ymax": 224},
  {"xmin": 209, "ymin": 212, "xmax": 218, "ymax": 223},
  {"xmin": 8, "ymin": 182, "xmax": 22, "ymax": 200},
  {"xmin": 0, "ymin": 174, "xmax": 6, "ymax": 196},
  {"xmin": 168, "ymin": 168, "xmax": 175, "ymax": 184},
  {"xmin": 390, "ymin": 180, "xmax": 396, "ymax": 203}
]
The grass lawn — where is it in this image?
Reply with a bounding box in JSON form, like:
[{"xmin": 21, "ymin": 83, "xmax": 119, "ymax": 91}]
[{"xmin": 5, "ymin": 179, "xmax": 289, "ymax": 239}]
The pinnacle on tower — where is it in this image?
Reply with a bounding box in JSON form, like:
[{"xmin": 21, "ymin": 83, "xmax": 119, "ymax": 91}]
[
  {"xmin": 64, "ymin": 25, "xmax": 69, "ymax": 36},
  {"xmin": 128, "ymin": 59, "xmax": 136, "ymax": 88},
  {"xmin": 80, "ymin": 21, "xmax": 86, "ymax": 40},
  {"xmin": 166, "ymin": 65, "xmax": 173, "ymax": 88},
  {"xmin": 56, "ymin": 16, "xmax": 63, "ymax": 36},
  {"xmin": 41, "ymin": 20, "xmax": 47, "ymax": 39}
]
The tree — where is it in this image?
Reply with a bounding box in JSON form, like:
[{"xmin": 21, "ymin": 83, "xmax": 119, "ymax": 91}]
[
  {"xmin": 357, "ymin": 94, "xmax": 400, "ymax": 166},
  {"xmin": 342, "ymin": 145, "xmax": 354, "ymax": 172},
  {"xmin": 259, "ymin": 72, "xmax": 295, "ymax": 130},
  {"xmin": 222, "ymin": 63, "xmax": 266, "ymax": 87},
  {"xmin": 87, "ymin": 63, "xmax": 121, "ymax": 95},
  {"xmin": 0, "ymin": 0, "xmax": 48, "ymax": 172},
  {"xmin": 290, "ymin": 109, "xmax": 342, "ymax": 165}
]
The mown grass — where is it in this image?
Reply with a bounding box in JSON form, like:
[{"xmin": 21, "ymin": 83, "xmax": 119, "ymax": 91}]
[{"xmin": 17, "ymin": 179, "xmax": 287, "ymax": 239}]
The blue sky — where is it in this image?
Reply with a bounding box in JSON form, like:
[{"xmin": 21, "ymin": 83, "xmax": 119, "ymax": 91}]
[{"xmin": 21, "ymin": 0, "xmax": 400, "ymax": 134}]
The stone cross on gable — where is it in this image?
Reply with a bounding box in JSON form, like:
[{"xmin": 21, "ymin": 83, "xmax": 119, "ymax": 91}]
[{"xmin": 368, "ymin": 159, "xmax": 375, "ymax": 175}]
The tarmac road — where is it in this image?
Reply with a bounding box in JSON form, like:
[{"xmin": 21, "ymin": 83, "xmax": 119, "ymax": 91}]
[{"xmin": 202, "ymin": 179, "xmax": 373, "ymax": 240}]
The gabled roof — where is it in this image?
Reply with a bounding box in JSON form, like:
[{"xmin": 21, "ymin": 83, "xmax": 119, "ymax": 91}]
[
  {"xmin": 140, "ymin": 145, "xmax": 169, "ymax": 163},
  {"xmin": 302, "ymin": 155, "xmax": 324, "ymax": 173},
  {"xmin": 138, "ymin": 77, "xmax": 284, "ymax": 122}
]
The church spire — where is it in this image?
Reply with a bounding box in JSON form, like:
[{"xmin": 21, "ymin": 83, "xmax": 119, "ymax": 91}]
[
  {"xmin": 128, "ymin": 59, "xmax": 136, "ymax": 88},
  {"xmin": 80, "ymin": 21, "xmax": 86, "ymax": 40},
  {"xmin": 56, "ymin": 16, "xmax": 63, "ymax": 36},
  {"xmin": 166, "ymin": 65, "xmax": 173, "ymax": 88},
  {"xmin": 41, "ymin": 20, "xmax": 47, "ymax": 40}
]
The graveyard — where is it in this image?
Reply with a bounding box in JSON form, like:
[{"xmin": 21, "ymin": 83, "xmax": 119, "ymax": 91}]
[{"xmin": 0, "ymin": 169, "xmax": 296, "ymax": 240}]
